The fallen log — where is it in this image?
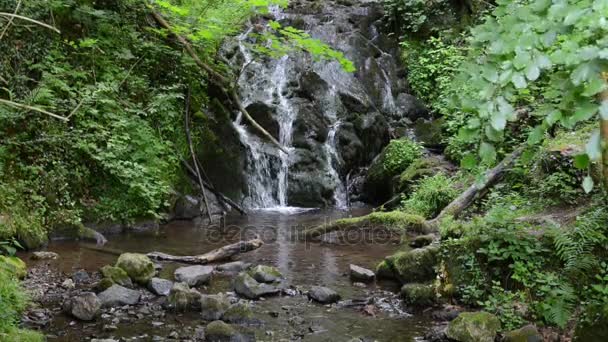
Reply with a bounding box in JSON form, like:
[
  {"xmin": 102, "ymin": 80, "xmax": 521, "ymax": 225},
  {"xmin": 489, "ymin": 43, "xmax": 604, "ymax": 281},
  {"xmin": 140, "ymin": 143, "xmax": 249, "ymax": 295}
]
[{"xmin": 146, "ymin": 237, "xmax": 263, "ymax": 264}]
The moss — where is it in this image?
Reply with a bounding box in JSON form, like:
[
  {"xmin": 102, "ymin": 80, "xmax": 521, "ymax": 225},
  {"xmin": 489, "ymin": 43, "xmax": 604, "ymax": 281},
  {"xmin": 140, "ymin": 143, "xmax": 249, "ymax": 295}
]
[
  {"xmin": 400, "ymin": 283, "xmax": 436, "ymax": 307},
  {"xmin": 304, "ymin": 211, "xmax": 427, "ymax": 238},
  {"xmin": 96, "ymin": 278, "xmax": 115, "ymax": 291},
  {"xmin": 0, "ymin": 256, "xmax": 27, "ymax": 279},
  {"xmin": 115, "ymin": 253, "xmax": 155, "ymax": 284},
  {"xmin": 375, "ymin": 260, "xmax": 396, "ymax": 279},
  {"xmin": 0, "ymin": 328, "xmax": 44, "ymax": 342},
  {"xmin": 222, "ymin": 303, "xmax": 255, "ymax": 323},
  {"xmin": 206, "ymin": 320, "xmax": 236, "ymax": 338},
  {"xmin": 168, "ymin": 282, "xmax": 201, "ymax": 311},
  {"xmin": 387, "ymin": 244, "xmax": 439, "ymax": 283},
  {"xmin": 446, "ymin": 312, "xmax": 501, "ymax": 342},
  {"xmin": 100, "ymin": 265, "xmax": 132, "ymax": 287}
]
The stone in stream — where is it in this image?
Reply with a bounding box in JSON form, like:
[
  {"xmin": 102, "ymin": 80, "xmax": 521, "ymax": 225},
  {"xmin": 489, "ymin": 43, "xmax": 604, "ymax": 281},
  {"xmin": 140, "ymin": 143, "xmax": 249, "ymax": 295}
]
[
  {"xmin": 222, "ymin": 303, "xmax": 256, "ymax": 324},
  {"xmin": 216, "ymin": 261, "xmax": 251, "ymax": 273},
  {"xmin": 100, "ymin": 265, "xmax": 133, "ymax": 288},
  {"xmin": 168, "ymin": 282, "xmax": 202, "ymax": 311},
  {"xmin": 400, "ymin": 283, "xmax": 436, "ymax": 307},
  {"xmin": 63, "ymin": 292, "xmax": 101, "ymax": 321},
  {"xmin": 233, "ymin": 272, "xmax": 280, "ymax": 299},
  {"xmin": 446, "ymin": 311, "xmax": 501, "ymax": 342},
  {"xmin": 147, "ymin": 277, "xmax": 173, "ymax": 296},
  {"xmin": 249, "ymin": 265, "xmax": 282, "ymax": 283},
  {"xmin": 503, "ymin": 325, "xmax": 542, "ymax": 342},
  {"xmin": 31, "ymin": 251, "xmax": 59, "ymax": 260},
  {"xmin": 115, "ymin": 253, "xmax": 156, "ymax": 284},
  {"xmin": 174, "ymin": 265, "xmax": 214, "ymax": 286},
  {"xmin": 200, "ymin": 294, "xmax": 231, "ymax": 321},
  {"xmin": 308, "ymin": 286, "xmax": 340, "ymax": 304},
  {"xmin": 205, "ymin": 320, "xmax": 252, "ymax": 342},
  {"xmin": 349, "ymin": 264, "xmax": 375, "ymax": 282},
  {"xmin": 98, "ymin": 284, "xmax": 141, "ymax": 307}
]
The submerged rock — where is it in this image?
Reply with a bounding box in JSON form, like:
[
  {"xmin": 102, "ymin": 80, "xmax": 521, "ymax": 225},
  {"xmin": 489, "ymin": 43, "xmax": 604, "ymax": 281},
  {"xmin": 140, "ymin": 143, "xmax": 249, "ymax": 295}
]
[
  {"xmin": 308, "ymin": 286, "xmax": 340, "ymax": 304},
  {"xmin": 64, "ymin": 292, "xmax": 101, "ymax": 321},
  {"xmin": 31, "ymin": 251, "xmax": 59, "ymax": 260},
  {"xmin": 148, "ymin": 277, "xmax": 173, "ymax": 296},
  {"xmin": 233, "ymin": 272, "xmax": 280, "ymax": 299},
  {"xmin": 446, "ymin": 312, "xmax": 501, "ymax": 342},
  {"xmin": 349, "ymin": 264, "xmax": 375, "ymax": 282},
  {"xmin": 249, "ymin": 265, "xmax": 282, "ymax": 283},
  {"xmin": 200, "ymin": 294, "xmax": 231, "ymax": 321},
  {"xmin": 400, "ymin": 283, "xmax": 436, "ymax": 307},
  {"xmin": 100, "ymin": 265, "xmax": 133, "ymax": 288},
  {"xmin": 168, "ymin": 282, "xmax": 202, "ymax": 311},
  {"xmin": 98, "ymin": 284, "xmax": 141, "ymax": 307},
  {"xmin": 503, "ymin": 325, "xmax": 542, "ymax": 342},
  {"xmin": 174, "ymin": 265, "xmax": 214, "ymax": 286},
  {"xmin": 115, "ymin": 253, "xmax": 156, "ymax": 284}
]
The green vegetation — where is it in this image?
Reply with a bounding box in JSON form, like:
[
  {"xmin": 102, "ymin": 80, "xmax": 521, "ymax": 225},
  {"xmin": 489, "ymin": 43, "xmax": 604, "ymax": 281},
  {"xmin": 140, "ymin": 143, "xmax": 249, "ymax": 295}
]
[{"xmin": 401, "ymin": 173, "xmax": 458, "ymax": 218}]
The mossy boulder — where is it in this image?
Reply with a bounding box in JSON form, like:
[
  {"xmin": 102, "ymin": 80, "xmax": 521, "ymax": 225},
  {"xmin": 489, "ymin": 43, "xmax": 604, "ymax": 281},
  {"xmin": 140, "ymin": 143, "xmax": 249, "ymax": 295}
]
[
  {"xmin": 408, "ymin": 234, "xmax": 435, "ymax": 248},
  {"xmin": 375, "ymin": 260, "xmax": 396, "ymax": 280},
  {"xmin": 200, "ymin": 294, "xmax": 231, "ymax": 321},
  {"xmin": 386, "ymin": 244, "xmax": 439, "ymax": 283},
  {"xmin": 0, "ymin": 255, "xmax": 27, "ymax": 279},
  {"xmin": 96, "ymin": 278, "xmax": 115, "ymax": 292},
  {"xmin": 115, "ymin": 253, "xmax": 155, "ymax": 284},
  {"xmin": 446, "ymin": 312, "xmax": 501, "ymax": 342},
  {"xmin": 100, "ymin": 265, "xmax": 133, "ymax": 288},
  {"xmin": 400, "ymin": 283, "xmax": 436, "ymax": 307},
  {"xmin": 573, "ymin": 303, "xmax": 608, "ymax": 342},
  {"xmin": 503, "ymin": 325, "xmax": 542, "ymax": 342},
  {"xmin": 249, "ymin": 265, "xmax": 282, "ymax": 283},
  {"xmin": 205, "ymin": 320, "xmax": 239, "ymax": 342},
  {"xmin": 222, "ymin": 303, "xmax": 255, "ymax": 324},
  {"xmin": 168, "ymin": 282, "xmax": 202, "ymax": 311}
]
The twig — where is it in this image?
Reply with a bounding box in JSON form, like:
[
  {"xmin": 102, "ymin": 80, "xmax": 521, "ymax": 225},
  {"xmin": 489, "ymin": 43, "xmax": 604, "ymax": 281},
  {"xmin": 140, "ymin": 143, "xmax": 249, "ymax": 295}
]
[
  {"xmin": 0, "ymin": 98, "xmax": 68, "ymax": 121},
  {"xmin": 0, "ymin": 12, "xmax": 61, "ymax": 33},
  {"xmin": 0, "ymin": 0, "xmax": 22, "ymax": 41},
  {"xmin": 118, "ymin": 55, "xmax": 145, "ymax": 88},
  {"xmin": 66, "ymin": 97, "xmax": 85, "ymax": 120}
]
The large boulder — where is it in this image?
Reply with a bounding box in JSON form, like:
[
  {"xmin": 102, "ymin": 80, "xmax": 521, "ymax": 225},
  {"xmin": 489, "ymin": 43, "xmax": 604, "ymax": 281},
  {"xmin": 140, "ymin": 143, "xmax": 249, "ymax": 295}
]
[
  {"xmin": 147, "ymin": 277, "xmax": 173, "ymax": 296},
  {"xmin": 400, "ymin": 283, "xmax": 436, "ymax": 307},
  {"xmin": 98, "ymin": 285, "xmax": 141, "ymax": 307},
  {"xmin": 174, "ymin": 265, "xmax": 214, "ymax": 286},
  {"xmin": 249, "ymin": 265, "xmax": 282, "ymax": 283},
  {"xmin": 446, "ymin": 312, "xmax": 501, "ymax": 342},
  {"xmin": 168, "ymin": 282, "xmax": 202, "ymax": 311},
  {"xmin": 100, "ymin": 265, "xmax": 133, "ymax": 288},
  {"xmin": 386, "ymin": 244, "xmax": 439, "ymax": 283},
  {"xmin": 64, "ymin": 292, "xmax": 101, "ymax": 321},
  {"xmin": 200, "ymin": 294, "xmax": 231, "ymax": 321},
  {"xmin": 349, "ymin": 264, "xmax": 375, "ymax": 282},
  {"xmin": 308, "ymin": 286, "xmax": 340, "ymax": 304},
  {"xmin": 503, "ymin": 325, "xmax": 542, "ymax": 342},
  {"xmin": 233, "ymin": 272, "xmax": 280, "ymax": 299},
  {"xmin": 115, "ymin": 253, "xmax": 155, "ymax": 284}
]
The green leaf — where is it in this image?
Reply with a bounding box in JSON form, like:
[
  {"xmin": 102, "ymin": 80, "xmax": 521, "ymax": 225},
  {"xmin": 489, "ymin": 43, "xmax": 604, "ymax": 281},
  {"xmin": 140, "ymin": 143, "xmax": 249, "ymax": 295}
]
[
  {"xmin": 570, "ymin": 102, "xmax": 598, "ymax": 124},
  {"xmin": 571, "ymin": 62, "xmax": 596, "ymax": 85},
  {"xmin": 545, "ymin": 110, "xmax": 562, "ymax": 125},
  {"xmin": 582, "ymin": 76, "xmax": 607, "ymax": 96},
  {"xmin": 479, "ymin": 142, "xmax": 496, "ymax": 163},
  {"xmin": 490, "ymin": 112, "xmax": 507, "ymax": 131},
  {"xmin": 525, "ymin": 64, "xmax": 540, "ymax": 81},
  {"xmin": 586, "ymin": 130, "xmax": 601, "ymax": 161},
  {"xmin": 574, "ymin": 154, "xmax": 590, "ymax": 169},
  {"xmin": 582, "ymin": 176, "xmax": 594, "ymax": 194},
  {"xmin": 512, "ymin": 73, "xmax": 527, "ymax": 89},
  {"xmin": 461, "ymin": 154, "xmax": 477, "ymax": 169},
  {"xmin": 527, "ymin": 125, "xmax": 546, "ymax": 145}
]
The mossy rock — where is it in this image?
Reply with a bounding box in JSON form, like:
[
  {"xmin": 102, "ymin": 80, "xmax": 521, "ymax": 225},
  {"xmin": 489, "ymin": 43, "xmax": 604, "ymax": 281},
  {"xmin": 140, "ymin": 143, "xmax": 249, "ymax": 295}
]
[
  {"xmin": 206, "ymin": 320, "xmax": 238, "ymax": 341},
  {"xmin": 200, "ymin": 294, "xmax": 231, "ymax": 321},
  {"xmin": 115, "ymin": 253, "xmax": 155, "ymax": 284},
  {"xmin": 248, "ymin": 265, "xmax": 283, "ymax": 283},
  {"xmin": 100, "ymin": 265, "xmax": 133, "ymax": 287},
  {"xmin": 0, "ymin": 255, "xmax": 27, "ymax": 279},
  {"xmin": 408, "ymin": 234, "xmax": 435, "ymax": 248},
  {"xmin": 503, "ymin": 325, "xmax": 542, "ymax": 342},
  {"xmin": 573, "ymin": 303, "xmax": 608, "ymax": 342},
  {"xmin": 387, "ymin": 244, "xmax": 439, "ymax": 283},
  {"xmin": 400, "ymin": 283, "xmax": 436, "ymax": 307},
  {"xmin": 96, "ymin": 278, "xmax": 115, "ymax": 292},
  {"xmin": 168, "ymin": 282, "xmax": 202, "ymax": 311},
  {"xmin": 446, "ymin": 311, "xmax": 501, "ymax": 342},
  {"xmin": 375, "ymin": 260, "xmax": 396, "ymax": 280},
  {"xmin": 222, "ymin": 303, "xmax": 255, "ymax": 324}
]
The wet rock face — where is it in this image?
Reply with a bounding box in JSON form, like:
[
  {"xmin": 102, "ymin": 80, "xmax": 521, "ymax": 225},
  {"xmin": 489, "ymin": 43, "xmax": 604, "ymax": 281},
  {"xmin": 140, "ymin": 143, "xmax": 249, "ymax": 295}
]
[{"xmin": 220, "ymin": 0, "xmax": 422, "ymax": 207}]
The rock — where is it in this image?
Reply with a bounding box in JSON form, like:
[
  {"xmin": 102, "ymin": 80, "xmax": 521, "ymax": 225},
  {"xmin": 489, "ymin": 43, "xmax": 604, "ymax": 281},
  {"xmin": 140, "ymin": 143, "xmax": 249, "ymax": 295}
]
[
  {"xmin": 100, "ymin": 265, "xmax": 133, "ymax": 287},
  {"xmin": 200, "ymin": 294, "xmax": 231, "ymax": 321},
  {"xmin": 98, "ymin": 285, "xmax": 141, "ymax": 307},
  {"xmin": 64, "ymin": 292, "xmax": 101, "ymax": 321},
  {"xmin": 115, "ymin": 253, "xmax": 156, "ymax": 284},
  {"xmin": 308, "ymin": 286, "xmax": 340, "ymax": 304},
  {"xmin": 446, "ymin": 312, "xmax": 501, "ymax": 342},
  {"xmin": 375, "ymin": 260, "xmax": 396, "ymax": 280},
  {"xmin": 386, "ymin": 244, "xmax": 439, "ymax": 283},
  {"xmin": 148, "ymin": 277, "xmax": 173, "ymax": 296},
  {"xmin": 174, "ymin": 265, "xmax": 214, "ymax": 286},
  {"xmin": 573, "ymin": 303, "xmax": 608, "ymax": 342},
  {"xmin": 62, "ymin": 278, "xmax": 75, "ymax": 289},
  {"xmin": 395, "ymin": 93, "xmax": 428, "ymax": 120},
  {"xmin": 249, "ymin": 265, "xmax": 282, "ymax": 283},
  {"xmin": 503, "ymin": 325, "xmax": 542, "ymax": 342},
  {"xmin": 431, "ymin": 305, "xmax": 464, "ymax": 321},
  {"xmin": 216, "ymin": 261, "xmax": 251, "ymax": 273},
  {"xmin": 0, "ymin": 255, "xmax": 27, "ymax": 279},
  {"xmin": 168, "ymin": 282, "xmax": 202, "ymax": 311},
  {"xmin": 222, "ymin": 303, "xmax": 255, "ymax": 324},
  {"xmin": 423, "ymin": 324, "xmax": 449, "ymax": 342},
  {"xmin": 400, "ymin": 283, "xmax": 436, "ymax": 307},
  {"xmin": 31, "ymin": 251, "xmax": 59, "ymax": 260},
  {"xmin": 205, "ymin": 320, "xmax": 249, "ymax": 342},
  {"xmin": 409, "ymin": 234, "xmax": 435, "ymax": 248},
  {"xmin": 96, "ymin": 278, "xmax": 115, "ymax": 292},
  {"xmin": 72, "ymin": 269, "xmax": 91, "ymax": 284},
  {"xmin": 174, "ymin": 195, "xmax": 202, "ymax": 220},
  {"xmin": 233, "ymin": 272, "xmax": 280, "ymax": 299},
  {"xmin": 349, "ymin": 264, "xmax": 375, "ymax": 282}
]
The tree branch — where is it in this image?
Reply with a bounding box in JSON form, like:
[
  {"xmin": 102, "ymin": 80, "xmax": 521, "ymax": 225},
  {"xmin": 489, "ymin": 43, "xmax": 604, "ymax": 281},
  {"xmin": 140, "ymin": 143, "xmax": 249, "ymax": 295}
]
[
  {"xmin": 0, "ymin": 98, "xmax": 69, "ymax": 121},
  {"xmin": 0, "ymin": 12, "xmax": 60, "ymax": 33}
]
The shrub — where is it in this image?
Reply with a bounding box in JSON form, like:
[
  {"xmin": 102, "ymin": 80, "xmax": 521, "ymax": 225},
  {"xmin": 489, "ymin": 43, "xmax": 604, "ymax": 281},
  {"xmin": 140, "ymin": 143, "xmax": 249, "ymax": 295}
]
[{"xmin": 401, "ymin": 173, "xmax": 458, "ymax": 218}]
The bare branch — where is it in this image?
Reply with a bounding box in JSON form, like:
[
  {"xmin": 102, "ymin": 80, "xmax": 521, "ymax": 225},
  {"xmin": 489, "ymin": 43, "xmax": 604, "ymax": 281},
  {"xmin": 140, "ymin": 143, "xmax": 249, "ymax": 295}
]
[
  {"xmin": 0, "ymin": 0, "xmax": 22, "ymax": 41},
  {"xmin": 0, "ymin": 12, "xmax": 61, "ymax": 34},
  {"xmin": 0, "ymin": 98, "xmax": 68, "ymax": 121}
]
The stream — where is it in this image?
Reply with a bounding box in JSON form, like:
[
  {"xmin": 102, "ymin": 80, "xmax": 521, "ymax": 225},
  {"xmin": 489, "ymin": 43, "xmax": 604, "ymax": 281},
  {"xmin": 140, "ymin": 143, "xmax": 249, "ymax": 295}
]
[{"xmin": 24, "ymin": 209, "xmax": 433, "ymax": 341}]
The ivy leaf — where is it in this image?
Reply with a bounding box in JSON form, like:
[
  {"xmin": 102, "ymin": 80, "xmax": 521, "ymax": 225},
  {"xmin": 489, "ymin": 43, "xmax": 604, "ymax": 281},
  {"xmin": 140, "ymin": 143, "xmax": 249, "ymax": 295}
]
[
  {"xmin": 585, "ymin": 130, "xmax": 601, "ymax": 161},
  {"xmin": 600, "ymin": 100, "xmax": 608, "ymax": 120},
  {"xmin": 573, "ymin": 154, "xmax": 590, "ymax": 169},
  {"xmin": 479, "ymin": 142, "xmax": 496, "ymax": 163},
  {"xmin": 512, "ymin": 73, "xmax": 527, "ymax": 89},
  {"xmin": 582, "ymin": 176, "xmax": 594, "ymax": 194}
]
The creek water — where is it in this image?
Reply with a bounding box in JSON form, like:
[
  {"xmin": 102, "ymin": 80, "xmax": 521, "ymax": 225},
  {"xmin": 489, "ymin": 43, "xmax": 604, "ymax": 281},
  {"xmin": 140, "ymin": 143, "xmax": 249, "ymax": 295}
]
[{"xmin": 29, "ymin": 209, "xmax": 431, "ymax": 341}]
